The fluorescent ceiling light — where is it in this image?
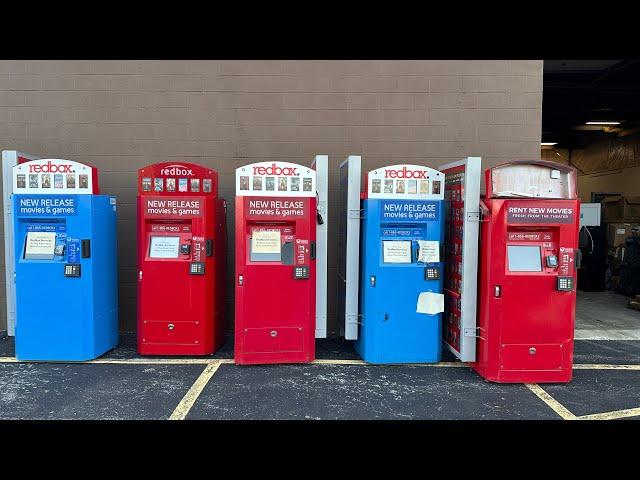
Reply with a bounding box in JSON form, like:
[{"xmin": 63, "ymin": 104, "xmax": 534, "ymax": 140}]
[
  {"xmin": 541, "ymin": 142, "xmax": 557, "ymax": 146},
  {"xmin": 585, "ymin": 121, "xmax": 621, "ymax": 125}
]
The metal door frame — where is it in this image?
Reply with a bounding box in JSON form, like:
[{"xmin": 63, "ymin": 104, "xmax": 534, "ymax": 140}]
[
  {"xmin": 312, "ymin": 155, "xmax": 328, "ymax": 338},
  {"xmin": 439, "ymin": 156, "xmax": 481, "ymax": 361},
  {"xmin": 3, "ymin": 150, "xmax": 41, "ymax": 336},
  {"xmin": 338, "ymin": 155, "xmax": 361, "ymax": 340}
]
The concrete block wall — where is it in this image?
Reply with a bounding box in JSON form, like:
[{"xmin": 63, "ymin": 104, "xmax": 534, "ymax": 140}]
[{"xmin": 0, "ymin": 60, "xmax": 543, "ymax": 334}]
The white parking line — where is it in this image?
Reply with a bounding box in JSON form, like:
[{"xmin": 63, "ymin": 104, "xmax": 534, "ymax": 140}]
[
  {"xmin": 169, "ymin": 361, "xmax": 224, "ymax": 420},
  {"xmin": 91, "ymin": 358, "xmax": 233, "ymax": 365},
  {"xmin": 313, "ymin": 359, "xmax": 365, "ymax": 365},
  {"xmin": 0, "ymin": 357, "xmax": 233, "ymax": 365},
  {"xmin": 579, "ymin": 407, "xmax": 640, "ymax": 421},
  {"xmin": 525, "ymin": 383, "xmax": 578, "ymax": 420},
  {"xmin": 574, "ymin": 329, "xmax": 640, "ymax": 341},
  {"xmin": 2, "ymin": 353, "xmax": 639, "ymax": 420},
  {"xmin": 311, "ymin": 359, "xmax": 466, "ymax": 367},
  {"xmin": 574, "ymin": 364, "xmax": 640, "ymax": 370},
  {"xmin": 1, "ymin": 356, "xmax": 639, "ymax": 371}
]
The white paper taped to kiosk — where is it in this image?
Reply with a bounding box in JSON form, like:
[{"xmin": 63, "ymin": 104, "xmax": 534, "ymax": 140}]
[
  {"xmin": 24, "ymin": 231, "xmax": 56, "ymax": 260},
  {"xmin": 382, "ymin": 240, "xmax": 412, "ymax": 263},
  {"xmin": 417, "ymin": 240, "xmax": 439, "ymax": 263},
  {"xmin": 149, "ymin": 236, "xmax": 180, "ymax": 259},
  {"xmin": 416, "ymin": 291, "xmax": 445, "ymax": 315},
  {"xmin": 251, "ymin": 230, "xmax": 281, "ymax": 254}
]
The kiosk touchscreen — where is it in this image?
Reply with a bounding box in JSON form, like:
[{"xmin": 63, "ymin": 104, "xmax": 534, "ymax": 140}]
[
  {"xmin": 12, "ymin": 159, "xmax": 118, "ymax": 361},
  {"xmin": 338, "ymin": 159, "xmax": 446, "ymax": 364},
  {"xmin": 137, "ymin": 162, "xmax": 226, "ymax": 356},
  {"xmin": 234, "ymin": 159, "xmax": 327, "ymax": 365}
]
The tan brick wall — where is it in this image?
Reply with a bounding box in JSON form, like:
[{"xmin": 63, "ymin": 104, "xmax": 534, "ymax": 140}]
[{"xmin": 0, "ymin": 60, "xmax": 543, "ymax": 334}]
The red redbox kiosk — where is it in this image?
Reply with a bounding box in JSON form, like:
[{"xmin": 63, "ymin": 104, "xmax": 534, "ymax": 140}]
[
  {"xmin": 471, "ymin": 160, "xmax": 580, "ymax": 383},
  {"xmin": 234, "ymin": 161, "xmax": 318, "ymax": 364},
  {"xmin": 137, "ymin": 162, "xmax": 226, "ymax": 355}
]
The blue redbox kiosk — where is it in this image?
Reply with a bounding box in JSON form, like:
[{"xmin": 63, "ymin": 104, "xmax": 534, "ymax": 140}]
[
  {"xmin": 338, "ymin": 158, "xmax": 446, "ymax": 363},
  {"xmin": 12, "ymin": 159, "xmax": 118, "ymax": 361}
]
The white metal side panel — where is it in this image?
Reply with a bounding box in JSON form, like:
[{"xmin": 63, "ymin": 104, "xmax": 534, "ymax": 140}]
[
  {"xmin": 337, "ymin": 155, "xmax": 361, "ymax": 340},
  {"xmin": 312, "ymin": 155, "xmax": 328, "ymax": 338},
  {"xmin": 2, "ymin": 150, "xmax": 40, "ymax": 336},
  {"xmin": 439, "ymin": 157, "xmax": 481, "ymax": 362}
]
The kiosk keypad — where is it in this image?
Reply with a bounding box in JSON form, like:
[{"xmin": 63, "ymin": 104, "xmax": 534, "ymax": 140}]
[
  {"xmin": 189, "ymin": 262, "xmax": 205, "ymax": 275},
  {"xmin": 64, "ymin": 263, "xmax": 81, "ymax": 277},
  {"xmin": 425, "ymin": 267, "xmax": 440, "ymax": 280},
  {"xmin": 557, "ymin": 276, "xmax": 573, "ymax": 291},
  {"xmin": 293, "ymin": 266, "xmax": 309, "ymax": 279}
]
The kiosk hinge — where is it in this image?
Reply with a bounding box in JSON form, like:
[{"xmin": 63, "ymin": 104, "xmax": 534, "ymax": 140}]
[
  {"xmin": 464, "ymin": 327, "xmax": 480, "ymax": 337},
  {"xmin": 467, "ymin": 211, "xmax": 481, "ymax": 222},
  {"xmin": 346, "ymin": 314, "xmax": 361, "ymax": 326},
  {"xmin": 348, "ymin": 209, "xmax": 363, "ymax": 220},
  {"xmin": 317, "ymin": 202, "xmax": 327, "ymax": 225}
]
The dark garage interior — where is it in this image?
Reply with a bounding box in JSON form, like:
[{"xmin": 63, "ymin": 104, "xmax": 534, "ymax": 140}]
[{"xmin": 542, "ymin": 59, "xmax": 640, "ymax": 340}]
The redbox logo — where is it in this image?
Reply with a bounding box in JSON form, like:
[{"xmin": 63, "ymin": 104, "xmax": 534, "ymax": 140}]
[
  {"xmin": 161, "ymin": 165, "xmax": 193, "ymax": 176},
  {"xmin": 384, "ymin": 166, "xmax": 427, "ymax": 179},
  {"xmin": 252, "ymin": 163, "xmax": 299, "ymax": 176},
  {"xmin": 29, "ymin": 161, "xmax": 74, "ymax": 174}
]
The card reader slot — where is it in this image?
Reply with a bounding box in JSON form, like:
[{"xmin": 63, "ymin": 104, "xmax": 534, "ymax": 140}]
[
  {"xmin": 281, "ymin": 241, "xmax": 294, "ymax": 265},
  {"xmin": 81, "ymin": 239, "xmax": 91, "ymax": 258}
]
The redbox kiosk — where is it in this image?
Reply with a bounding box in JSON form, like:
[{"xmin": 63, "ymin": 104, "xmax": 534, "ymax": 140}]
[
  {"xmin": 337, "ymin": 157, "xmax": 446, "ymax": 364},
  {"xmin": 137, "ymin": 162, "xmax": 226, "ymax": 355},
  {"xmin": 472, "ymin": 160, "xmax": 580, "ymax": 383},
  {"xmin": 12, "ymin": 158, "xmax": 117, "ymax": 361},
  {"xmin": 234, "ymin": 158, "xmax": 327, "ymax": 365}
]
